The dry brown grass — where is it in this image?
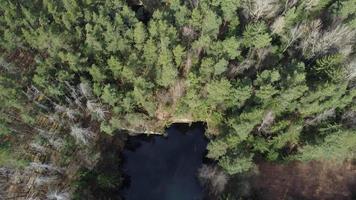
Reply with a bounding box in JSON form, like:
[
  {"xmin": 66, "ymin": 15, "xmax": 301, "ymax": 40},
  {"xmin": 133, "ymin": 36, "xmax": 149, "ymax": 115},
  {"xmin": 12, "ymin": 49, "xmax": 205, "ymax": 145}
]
[{"xmin": 251, "ymin": 160, "xmax": 356, "ymax": 200}]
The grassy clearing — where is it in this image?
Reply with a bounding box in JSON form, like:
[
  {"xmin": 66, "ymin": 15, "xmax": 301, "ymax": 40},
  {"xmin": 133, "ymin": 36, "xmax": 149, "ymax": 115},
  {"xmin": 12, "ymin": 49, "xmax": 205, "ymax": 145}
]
[{"xmin": 0, "ymin": 147, "xmax": 29, "ymax": 169}]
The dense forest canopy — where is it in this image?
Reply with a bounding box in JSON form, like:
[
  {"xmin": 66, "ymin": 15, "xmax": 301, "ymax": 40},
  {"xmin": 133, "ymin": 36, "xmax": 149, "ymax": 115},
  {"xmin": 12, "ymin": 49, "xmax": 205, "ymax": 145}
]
[{"xmin": 0, "ymin": 0, "xmax": 355, "ymax": 198}]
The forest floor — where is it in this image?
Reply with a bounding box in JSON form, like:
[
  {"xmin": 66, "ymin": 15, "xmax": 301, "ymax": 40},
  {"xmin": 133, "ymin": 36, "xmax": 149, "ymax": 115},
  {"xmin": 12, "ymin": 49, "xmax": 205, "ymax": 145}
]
[{"xmin": 227, "ymin": 160, "xmax": 356, "ymax": 199}]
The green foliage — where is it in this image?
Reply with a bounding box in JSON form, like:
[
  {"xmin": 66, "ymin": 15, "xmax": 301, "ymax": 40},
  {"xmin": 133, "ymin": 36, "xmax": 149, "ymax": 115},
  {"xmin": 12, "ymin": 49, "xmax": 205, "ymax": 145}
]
[
  {"xmin": 219, "ymin": 0, "xmax": 241, "ymax": 21},
  {"xmin": 59, "ymin": 136, "xmax": 78, "ymax": 166},
  {"xmin": 340, "ymin": 0, "xmax": 356, "ymax": 28},
  {"xmin": 143, "ymin": 39, "xmax": 158, "ymax": 66},
  {"xmin": 0, "ymin": 0, "xmax": 355, "ymax": 179},
  {"xmin": 313, "ymin": 54, "xmax": 345, "ymax": 82},
  {"xmin": 206, "ymin": 79, "xmax": 233, "ymax": 106},
  {"xmin": 97, "ymin": 174, "xmax": 121, "ymax": 189},
  {"xmin": 243, "ymin": 22, "xmax": 272, "ymax": 48},
  {"xmin": 134, "ymin": 22, "xmax": 147, "ymax": 48},
  {"xmin": 294, "ymin": 130, "xmax": 356, "ymax": 161},
  {"xmin": 220, "ymin": 37, "xmax": 241, "ymax": 60},
  {"xmin": 173, "ymin": 45, "xmax": 185, "ymax": 67},
  {"xmin": 299, "ymin": 82, "xmax": 354, "ymax": 116},
  {"xmin": 202, "ymin": 10, "xmax": 222, "ymax": 38},
  {"xmin": 218, "ymin": 154, "xmax": 254, "ymax": 175},
  {"xmin": 270, "ymin": 124, "xmax": 302, "ymax": 149},
  {"xmin": 0, "ymin": 144, "xmax": 29, "ymax": 169},
  {"xmin": 213, "ymin": 59, "xmax": 229, "ymax": 76},
  {"xmin": 207, "ymin": 139, "xmax": 229, "ymax": 159},
  {"xmin": 89, "ymin": 65, "xmax": 106, "ymax": 83},
  {"xmin": 72, "ymin": 168, "xmax": 122, "ymax": 200},
  {"xmin": 132, "ymin": 77, "xmax": 156, "ymax": 116},
  {"xmin": 156, "ymin": 46, "xmax": 177, "ymax": 87},
  {"xmin": 101, "ymin": 84, "xmax": 119, "ymax": 106},
  {"xmin": 100, "ymin": 121, "xmax": 115, "ymax": 135}
]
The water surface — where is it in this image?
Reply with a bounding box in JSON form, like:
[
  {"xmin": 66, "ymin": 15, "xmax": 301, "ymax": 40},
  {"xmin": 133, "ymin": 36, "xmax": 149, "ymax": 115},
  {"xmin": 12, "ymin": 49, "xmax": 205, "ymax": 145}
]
[{"xmin": 122, "ymin": 124, "xmax": 207, "ymax": 200}]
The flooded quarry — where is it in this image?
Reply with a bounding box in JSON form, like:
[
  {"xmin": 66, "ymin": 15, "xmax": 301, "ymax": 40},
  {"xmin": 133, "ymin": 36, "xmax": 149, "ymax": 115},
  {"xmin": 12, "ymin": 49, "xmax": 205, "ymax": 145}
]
[{"xmin": 121, "ymin": 124, "xmax": 208, "ymax": 200}]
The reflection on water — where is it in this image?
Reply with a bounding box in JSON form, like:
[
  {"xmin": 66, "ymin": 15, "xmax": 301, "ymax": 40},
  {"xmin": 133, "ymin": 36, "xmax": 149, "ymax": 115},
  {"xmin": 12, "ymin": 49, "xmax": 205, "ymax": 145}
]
[{"xmin": 121, "ymin": 124, "xmax": 208, "ymax": 200}]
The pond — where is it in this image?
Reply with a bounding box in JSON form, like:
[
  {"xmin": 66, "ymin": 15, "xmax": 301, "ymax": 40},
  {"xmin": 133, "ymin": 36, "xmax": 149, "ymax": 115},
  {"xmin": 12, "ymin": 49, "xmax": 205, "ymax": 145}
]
[{"xmin": 121, "ymin": 124, "xmax": 208, "ymax": 200}]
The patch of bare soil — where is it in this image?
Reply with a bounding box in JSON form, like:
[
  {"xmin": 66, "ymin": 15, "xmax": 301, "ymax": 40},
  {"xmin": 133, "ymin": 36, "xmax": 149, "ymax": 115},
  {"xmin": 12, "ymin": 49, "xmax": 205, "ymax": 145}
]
[
  {"xmin": 5, "ymin": 49, "xmax": 35, "ymax": 71},
  {"xmin": 251, "ymin": 160, "xmax": 356, "ymax": 200}
]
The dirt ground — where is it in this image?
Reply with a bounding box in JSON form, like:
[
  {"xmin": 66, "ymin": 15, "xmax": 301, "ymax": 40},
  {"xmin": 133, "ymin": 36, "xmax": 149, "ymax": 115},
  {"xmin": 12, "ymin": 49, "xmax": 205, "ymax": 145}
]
[{"xmin": 250, "ymin": 160, "xmax": 356, "ymax": 200}]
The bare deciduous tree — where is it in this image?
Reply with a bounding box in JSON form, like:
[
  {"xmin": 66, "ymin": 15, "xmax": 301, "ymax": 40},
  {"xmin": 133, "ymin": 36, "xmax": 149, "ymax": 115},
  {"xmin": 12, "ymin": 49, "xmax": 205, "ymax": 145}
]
[
  {"xmin": 271, "ymin": 16, "xmax": 285, "ymax": 34},
  {"xmin": 346, "ymin": 58, "xmax": 356, "ymax": 79},
  {"xmin": 242, "ymin": 0, "xmax": 282, "ymax": 20},
  {"xmin": 70, "ymin": 125, "xmax": 94, "ymax": 145},
  {"xmin": 306, "ymin": 108, "xmax": 336, "ymax": 126},
  {"xmin": 34, "ymin": 176, "xmax": 57, "ymax": 187},
  {"xmin": 29, "ymin": 142, "xmax": 46, "ymax": 154},
  {"xmin": 258, "ymin": 111, "xmax": 275, "ymax": 133},
  {"xmin": 79, "ymin": 82, "xmax": 93, "ymax": 99},
  {"xmin": 301, "ymin": 20, "xmax": 355, "ymax": 58},
  {"xmin": 273, "ymin": 20, "xmax": 306, "ymax": 52},
  {"xmin": 47, "ymin": 190, "xmax": 70, "ymax": 200},
  {"xmin": 27, "ymin": 162, "xmax": 63, "ymax": 174},
  {"xmin": 182, "ymin": 26, "xmax": 197, "ymax": 39},
  {"xmin": 304, "ymin": 0, "xmax": 323, "ymax": 11},
  {"xmin": 198, "ymin": 164, "xmax": 228, "ymax": 195},
  {"xmin": 86, "ymin": 100, "xmax": 107, "ymax": 121},
  {"xmin": 342, "ymin": 111, "xmax": 356, "ymax": 129}
]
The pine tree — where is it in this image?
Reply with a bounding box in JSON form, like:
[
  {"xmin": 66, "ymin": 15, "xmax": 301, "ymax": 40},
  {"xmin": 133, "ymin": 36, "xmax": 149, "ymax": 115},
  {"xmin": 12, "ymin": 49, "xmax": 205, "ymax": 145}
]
[
  {"xmin": 243, "ymin": 22, "xmax": 272, "ymax": 48},
  {"xmin": 133, "ymin": 22, "xmax": 147, "ymax": 48},
  {"xmin": 156, "ymin": 45, "xmax": 177, "ymax": 87}
]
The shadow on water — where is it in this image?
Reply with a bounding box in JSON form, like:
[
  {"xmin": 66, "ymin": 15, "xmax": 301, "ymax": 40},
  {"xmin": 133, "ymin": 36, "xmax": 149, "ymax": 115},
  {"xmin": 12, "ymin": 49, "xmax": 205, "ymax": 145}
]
[{"xmin": 121, "ymin": 123, "xmax": 208, "ymax": 200}]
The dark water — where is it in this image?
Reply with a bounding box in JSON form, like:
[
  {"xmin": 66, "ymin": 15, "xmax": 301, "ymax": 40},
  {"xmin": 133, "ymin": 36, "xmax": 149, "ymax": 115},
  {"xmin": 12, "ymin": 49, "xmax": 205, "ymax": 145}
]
[{"xmin": 121, "ymin": 124, "xmax": 208, "ymax": 200}]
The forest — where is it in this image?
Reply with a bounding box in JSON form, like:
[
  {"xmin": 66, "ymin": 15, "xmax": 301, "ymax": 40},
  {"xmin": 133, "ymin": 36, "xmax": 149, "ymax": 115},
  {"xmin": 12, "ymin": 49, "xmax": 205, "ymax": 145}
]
[{"xmin": 0, "ymin": 0, "xmax": 355, "ymax": 199}]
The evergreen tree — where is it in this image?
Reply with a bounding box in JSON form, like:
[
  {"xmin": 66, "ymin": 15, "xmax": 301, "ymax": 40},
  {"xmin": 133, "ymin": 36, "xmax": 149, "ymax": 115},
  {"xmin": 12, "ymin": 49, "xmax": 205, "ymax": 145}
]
[{"xmin": 0, "ymin": 0, "xmax": 355, "ymax": 187}]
